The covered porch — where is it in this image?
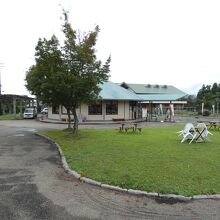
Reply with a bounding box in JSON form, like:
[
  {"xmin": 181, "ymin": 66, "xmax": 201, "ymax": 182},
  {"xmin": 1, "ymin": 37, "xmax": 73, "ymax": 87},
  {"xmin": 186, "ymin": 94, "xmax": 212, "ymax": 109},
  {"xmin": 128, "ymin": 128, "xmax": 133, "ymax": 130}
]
[{"xmin": 0, "ymin": 94, "xmax": 35, "ymax": 118}]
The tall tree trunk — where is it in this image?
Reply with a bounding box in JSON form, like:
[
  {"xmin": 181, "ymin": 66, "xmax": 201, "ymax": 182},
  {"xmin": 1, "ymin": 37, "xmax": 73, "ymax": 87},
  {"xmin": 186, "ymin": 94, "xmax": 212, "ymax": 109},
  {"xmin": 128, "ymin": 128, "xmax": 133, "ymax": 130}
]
[
  {"xmin": 66, "ymin": 108, "xmax": 72, "ymax": 129},
  {"xmin": 72, "ymin": 107, "xmax": 79, "ymax": 133}
]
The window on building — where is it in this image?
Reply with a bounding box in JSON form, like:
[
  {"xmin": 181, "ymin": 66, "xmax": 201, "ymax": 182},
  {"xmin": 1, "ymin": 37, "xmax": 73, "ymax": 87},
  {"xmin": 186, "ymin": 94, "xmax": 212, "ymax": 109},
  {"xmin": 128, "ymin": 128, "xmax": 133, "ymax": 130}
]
[
  {"xmin": 61, "ymin": 106, "xmax": 68, "ymax": 115},
  {"xmin": 88, "ymin": 102, "xmax": 102, "ymax": 115},
  {"xmin": 106, "ymin": 101, "xmax": 118, "ymax": 115},
  {"xmin": 52, "ymin": 105, "xmax": 59, "ymax": 114}
]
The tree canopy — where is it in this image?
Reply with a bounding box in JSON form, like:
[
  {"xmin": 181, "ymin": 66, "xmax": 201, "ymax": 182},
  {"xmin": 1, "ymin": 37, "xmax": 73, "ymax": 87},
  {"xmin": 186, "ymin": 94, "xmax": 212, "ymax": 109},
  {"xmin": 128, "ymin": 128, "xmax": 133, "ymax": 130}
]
[
  {"xmin": 25, "ymin": 10, "xmax": 111, "ymax": 131},
  {"xmin": 196, "ymin": 83, "xmax": 220, "ymax": 110}
]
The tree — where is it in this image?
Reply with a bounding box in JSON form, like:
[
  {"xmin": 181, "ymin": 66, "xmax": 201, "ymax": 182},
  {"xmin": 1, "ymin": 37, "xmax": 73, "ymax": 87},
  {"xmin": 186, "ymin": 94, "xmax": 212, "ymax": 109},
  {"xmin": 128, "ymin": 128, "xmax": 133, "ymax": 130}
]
[
  {"xmin": 196, "ymin": 83, "xmax": 220, "ymax": 112},
  {"xmin": 26, "ymin": 36, "xmax": 64, "ymax": 105},
  {"xmin": 25, "ymin": 10, "xmax": 111, "ymax": 132},
  {"xmin": 212, "ymin": 82, "xmax": 218, "ymax": 94},
  {"xmin": 185, "ymin": 95, "xmax": 196, "ymax": 108}
]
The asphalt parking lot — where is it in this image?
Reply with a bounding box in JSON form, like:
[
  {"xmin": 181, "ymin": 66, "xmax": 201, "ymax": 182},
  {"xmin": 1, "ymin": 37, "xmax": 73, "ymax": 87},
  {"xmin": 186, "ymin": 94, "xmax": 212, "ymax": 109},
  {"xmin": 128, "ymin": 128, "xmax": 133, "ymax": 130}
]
[{"xmin": 0, "ymin": 119, "xmax": 220, "ymax": 220}]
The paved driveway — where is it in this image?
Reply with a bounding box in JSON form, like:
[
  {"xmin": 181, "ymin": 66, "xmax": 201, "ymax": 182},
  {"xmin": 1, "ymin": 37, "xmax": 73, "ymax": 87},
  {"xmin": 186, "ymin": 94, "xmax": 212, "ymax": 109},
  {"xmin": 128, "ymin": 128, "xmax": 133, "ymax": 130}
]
[{"xmin": 0, "ymin": 120, "xmax": 220, "ymax": 220}]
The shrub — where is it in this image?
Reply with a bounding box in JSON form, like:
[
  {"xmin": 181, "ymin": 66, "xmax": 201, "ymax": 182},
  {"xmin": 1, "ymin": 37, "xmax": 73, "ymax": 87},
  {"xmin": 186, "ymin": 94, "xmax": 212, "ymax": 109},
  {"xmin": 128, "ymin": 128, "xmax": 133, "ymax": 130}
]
[{"xmin": 203, "ymin": 109, "xmax": 211, "ymax": 116}]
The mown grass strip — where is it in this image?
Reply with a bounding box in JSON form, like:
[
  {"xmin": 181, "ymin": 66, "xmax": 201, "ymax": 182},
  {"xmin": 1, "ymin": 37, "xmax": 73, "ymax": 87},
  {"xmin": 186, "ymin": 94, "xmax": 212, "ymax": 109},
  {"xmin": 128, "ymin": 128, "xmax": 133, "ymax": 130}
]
[
  {"xmin": 41, "ymin": 126, "xmax": 220, "ymax": 196},
  {"xmin": 0, "ymin": 114, "xmax": 22, "ymax": 120}
]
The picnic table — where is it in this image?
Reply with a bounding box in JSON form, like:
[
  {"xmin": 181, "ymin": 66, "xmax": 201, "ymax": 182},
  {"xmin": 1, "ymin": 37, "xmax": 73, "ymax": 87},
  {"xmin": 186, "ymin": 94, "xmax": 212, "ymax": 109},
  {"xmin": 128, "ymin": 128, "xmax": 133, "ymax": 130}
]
[
  {"xmin": 208, "ymin": 121, "xmax": 220, "ymax": 130},
  {"xmin": 197, "ymin": 120, "xmax": 220, "ymax": 131},
  {"xmin": 119, "ymin": 123, "xmax": 142, "ymax": 133}
]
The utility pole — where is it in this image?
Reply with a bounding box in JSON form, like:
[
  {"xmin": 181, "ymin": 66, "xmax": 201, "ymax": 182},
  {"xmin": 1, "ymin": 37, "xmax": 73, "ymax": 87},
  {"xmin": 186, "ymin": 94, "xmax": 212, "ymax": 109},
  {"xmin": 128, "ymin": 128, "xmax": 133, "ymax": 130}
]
[
  {"xmin": 0, "ymin": 63, "xmax": 4, "ymax": 115},
  {"xmin": 0, "ymin": 63, "xmax": 4, "ymax": 95}
]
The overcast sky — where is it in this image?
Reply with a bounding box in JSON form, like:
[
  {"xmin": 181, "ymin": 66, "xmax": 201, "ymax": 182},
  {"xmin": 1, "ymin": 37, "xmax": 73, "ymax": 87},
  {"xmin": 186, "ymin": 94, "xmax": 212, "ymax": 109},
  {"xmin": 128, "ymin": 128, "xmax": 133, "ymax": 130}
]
[{"xmin": 0, "ymin": 0, "xmax": 220, "ymax": 96}]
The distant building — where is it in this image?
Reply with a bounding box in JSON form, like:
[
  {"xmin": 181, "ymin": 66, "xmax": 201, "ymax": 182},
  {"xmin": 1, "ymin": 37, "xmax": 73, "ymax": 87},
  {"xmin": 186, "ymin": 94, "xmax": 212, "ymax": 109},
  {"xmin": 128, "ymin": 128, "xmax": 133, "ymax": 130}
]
[{"xmin": 0, "ymin": 94, "xmax": 35, "ymax": 117}]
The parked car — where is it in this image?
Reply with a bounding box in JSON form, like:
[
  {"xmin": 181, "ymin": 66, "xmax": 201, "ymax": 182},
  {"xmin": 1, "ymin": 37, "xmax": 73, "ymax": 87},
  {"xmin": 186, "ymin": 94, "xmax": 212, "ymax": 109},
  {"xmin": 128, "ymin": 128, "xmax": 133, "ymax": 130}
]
[
  {"xmin": 23, "ymin": 108, "xmax": 37, "ymax": 119},
  {"xmin": 41, "ymin": 107, "xmax": 48, "ymax": 114}
]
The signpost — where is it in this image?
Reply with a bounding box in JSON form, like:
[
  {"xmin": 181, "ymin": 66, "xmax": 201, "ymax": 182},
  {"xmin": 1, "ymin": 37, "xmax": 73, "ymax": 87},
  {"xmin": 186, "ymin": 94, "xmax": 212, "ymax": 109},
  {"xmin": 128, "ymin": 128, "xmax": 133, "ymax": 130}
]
[{"xmin": 202, "ymin": 102, "xmax": 204, "ymax": 115}]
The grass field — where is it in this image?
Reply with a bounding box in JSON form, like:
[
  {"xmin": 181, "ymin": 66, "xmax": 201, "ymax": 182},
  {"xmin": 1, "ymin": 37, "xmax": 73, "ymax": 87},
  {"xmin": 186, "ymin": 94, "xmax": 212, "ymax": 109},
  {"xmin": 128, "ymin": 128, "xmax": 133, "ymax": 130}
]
[
  {"xmin": 41, "ymin": 126, "xmax": 220, "ymax": 196},
  {"xmin": 0, "ymin": 114, "xmax": 22, "ymax": 120}
]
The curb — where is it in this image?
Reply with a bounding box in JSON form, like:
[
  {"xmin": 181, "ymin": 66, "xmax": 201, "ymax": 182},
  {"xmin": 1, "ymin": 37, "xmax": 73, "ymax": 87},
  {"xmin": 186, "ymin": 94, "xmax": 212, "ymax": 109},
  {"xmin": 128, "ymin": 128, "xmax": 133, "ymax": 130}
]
[
  {"xmin": 38, "ymin": 118, "xmax": 143, "ymax": 125},
  {"xmin": 36, "ymin": 133, "xmax": 220, "ymax": 202}
]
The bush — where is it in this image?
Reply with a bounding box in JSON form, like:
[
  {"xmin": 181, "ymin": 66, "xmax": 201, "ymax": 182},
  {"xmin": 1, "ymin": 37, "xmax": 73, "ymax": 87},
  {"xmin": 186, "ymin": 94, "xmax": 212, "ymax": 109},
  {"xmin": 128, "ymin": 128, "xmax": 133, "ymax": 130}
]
[
  {"xmin": 203, "ymin": 109, "xmax": 211, "ymax": 116},
  {"xmin": 198, "ymin": 109, "xmax": 211, "ymax": 116}
]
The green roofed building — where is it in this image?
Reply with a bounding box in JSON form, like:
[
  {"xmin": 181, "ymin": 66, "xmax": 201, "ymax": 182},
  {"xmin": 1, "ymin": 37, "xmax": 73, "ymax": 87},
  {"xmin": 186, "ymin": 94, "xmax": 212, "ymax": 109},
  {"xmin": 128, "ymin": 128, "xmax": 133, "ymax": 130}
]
[
  {"xmin": 120, "ymin": 82, "xmax": 187, "ymax": 121},
  {"xmin": 99, "ymin": 81, "xmax": 142, "ymax": 101},
  {"xmin": 120, "ymin": 82, "xmax": 187, "ymax": 102},
  {"xmin": 48, "ymin": 81, "xmax": 187, "ymax": 121}
]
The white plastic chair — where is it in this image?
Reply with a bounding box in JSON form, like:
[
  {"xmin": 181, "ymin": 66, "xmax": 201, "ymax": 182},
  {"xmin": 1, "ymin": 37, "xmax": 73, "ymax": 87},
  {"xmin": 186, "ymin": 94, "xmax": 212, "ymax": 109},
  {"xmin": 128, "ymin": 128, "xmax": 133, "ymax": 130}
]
[
  {"xmin": 177, "ymin": 123, "xmax": 197, "ymax": 144},
  {"xmin": 196, "ymin": 123, "xmax": 213, "ymax": 142}
]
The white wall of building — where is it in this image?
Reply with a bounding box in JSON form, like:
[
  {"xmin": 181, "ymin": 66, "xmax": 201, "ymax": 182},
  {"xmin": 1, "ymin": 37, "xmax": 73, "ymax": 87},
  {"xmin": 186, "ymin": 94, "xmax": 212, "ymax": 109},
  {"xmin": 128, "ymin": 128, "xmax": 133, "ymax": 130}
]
[{"xmin": 48, "ymin": 100, "xmax": 132, "ymax": 121}]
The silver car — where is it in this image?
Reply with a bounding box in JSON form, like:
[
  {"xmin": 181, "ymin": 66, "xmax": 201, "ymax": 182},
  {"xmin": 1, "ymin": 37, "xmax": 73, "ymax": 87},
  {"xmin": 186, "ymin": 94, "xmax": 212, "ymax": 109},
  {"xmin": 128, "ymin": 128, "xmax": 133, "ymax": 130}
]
[{"xmin": 23, "ymin": 108, "xmax": 37, "ymax": 119}]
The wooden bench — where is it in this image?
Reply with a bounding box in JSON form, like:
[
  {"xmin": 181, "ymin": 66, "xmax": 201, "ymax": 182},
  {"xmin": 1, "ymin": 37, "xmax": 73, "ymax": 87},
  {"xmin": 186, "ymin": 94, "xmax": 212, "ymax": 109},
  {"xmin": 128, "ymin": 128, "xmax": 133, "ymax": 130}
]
[
  {"xmin": 112, "ymin": 118, "xmax": 125, "ymax": 121},
  {"xmin": 133, "ymin": 123, "xmax": 142, "ymax": 132},
  {"xmin": 208, "ymin": 121, "xmax": 220, "ymax": 130},
  {"xmin": 119, "ymin": 123, "xmax": 133, "ymax": 132},
  {"xmin": 61, "ymin": 118, "xmax": 73, "ymax": 122},
  {"xmin": 119, "ymin": 123, "xmax": 142, "ymax": 133}
]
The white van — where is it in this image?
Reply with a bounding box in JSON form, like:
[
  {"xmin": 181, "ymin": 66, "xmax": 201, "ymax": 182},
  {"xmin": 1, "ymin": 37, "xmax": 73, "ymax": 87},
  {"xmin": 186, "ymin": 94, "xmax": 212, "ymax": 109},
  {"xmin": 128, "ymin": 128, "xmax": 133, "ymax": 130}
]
[{"xmin": 23, "ymin": 108, "xmax": 37, "ymax": 119}]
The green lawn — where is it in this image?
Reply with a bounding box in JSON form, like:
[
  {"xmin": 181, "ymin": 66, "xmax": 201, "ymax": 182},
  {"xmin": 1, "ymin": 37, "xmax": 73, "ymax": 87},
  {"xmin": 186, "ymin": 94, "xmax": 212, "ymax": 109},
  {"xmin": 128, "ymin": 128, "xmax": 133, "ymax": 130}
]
[
  {"xmin": 0, "ymin": 114, "xmax": 22, "ymax": 120},
  {"xmin": 41, "ymin": 126, "xmax": 220, "ymax": 196}
]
